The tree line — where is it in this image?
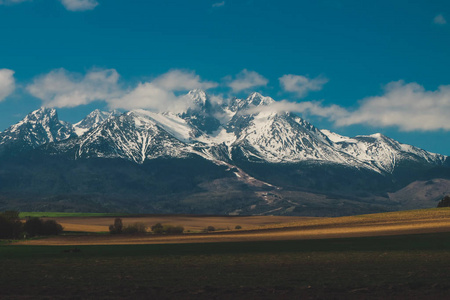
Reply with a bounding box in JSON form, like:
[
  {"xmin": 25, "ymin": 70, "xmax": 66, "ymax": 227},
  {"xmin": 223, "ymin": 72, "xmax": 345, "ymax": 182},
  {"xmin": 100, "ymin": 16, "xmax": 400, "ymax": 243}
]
[{"xmin": 0, "ymin": 211, "xmax": 63, "ymax": 239}]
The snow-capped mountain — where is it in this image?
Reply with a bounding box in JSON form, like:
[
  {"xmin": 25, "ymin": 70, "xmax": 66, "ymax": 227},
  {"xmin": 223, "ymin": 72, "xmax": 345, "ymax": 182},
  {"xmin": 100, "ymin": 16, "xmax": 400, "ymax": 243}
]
[
  {"xmin": 0, "ymin": 91, "xmax": 447, "ymax": 174},
  {"xmin": 0, "ymin": 108, "xmax": 74, "ymax": 150},
  {"xmin": 74, "ymin": 111, "xmax": 192, "ymax": 163},
  {"xmin": 73, "ymin": 109, "xmax": 117, "ymax": 136},
  {"xmin": 321, "ymin": 130, "xmax": 447, "ymax": 173},
  {"xmin": 0, "ymin": 90, "xmax": 449, "ymax": 216}
]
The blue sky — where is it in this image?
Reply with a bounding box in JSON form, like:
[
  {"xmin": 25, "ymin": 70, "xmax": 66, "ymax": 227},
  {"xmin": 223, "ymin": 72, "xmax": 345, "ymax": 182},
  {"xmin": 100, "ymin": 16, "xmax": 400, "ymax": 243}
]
[{"xmin": 1, "ymin": 0, "xmax": 450, "ymax": 155}]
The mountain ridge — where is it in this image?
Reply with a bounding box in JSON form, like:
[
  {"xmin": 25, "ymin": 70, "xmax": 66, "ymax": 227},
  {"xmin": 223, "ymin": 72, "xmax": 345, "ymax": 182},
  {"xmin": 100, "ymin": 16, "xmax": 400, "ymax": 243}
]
[{"xmin": 0, "ymin": 90, "xmax": 449, "ymax": 216}]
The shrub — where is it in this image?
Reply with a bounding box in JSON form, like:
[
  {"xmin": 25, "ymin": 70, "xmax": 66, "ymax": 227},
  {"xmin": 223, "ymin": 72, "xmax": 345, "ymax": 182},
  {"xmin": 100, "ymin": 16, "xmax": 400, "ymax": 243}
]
[
  {"xmin": 0, "ymin": 211, "xmax": 23, "ymax": 239},
  {"xmin": 109, "ymin": 218, "xmax": 123, "ymax": 234},
  {"xmin": 151, "ymin": 223, "xmax": 164, "ymax": 234},
  {"xmin": 123, "ymin": 222, "xmax": 147, "ymax": 234},
  {"xmin": 24, "ymin": 217, "xmax": 63, "ymax": 237},
  {"xmin": 164, "ymin": 225, "xmax": 184, "ymax": 234},
  {"xmin": 235, "ymin": 225, "xmax": 242, "ymax": 230},
  {"xmin": 205, "ymin": 226, "xmax": 215, "ymax": 232},
  {"xmin": 437, "ymin": 195, "xmax": 450, "ymax": 207},
  {"xmin": 42, "ymin": 220, "xmax": 64, "ymax": 235},
  {"xmin": 151, "ymin": 223, "xmax": 184, "ymax": 235}
]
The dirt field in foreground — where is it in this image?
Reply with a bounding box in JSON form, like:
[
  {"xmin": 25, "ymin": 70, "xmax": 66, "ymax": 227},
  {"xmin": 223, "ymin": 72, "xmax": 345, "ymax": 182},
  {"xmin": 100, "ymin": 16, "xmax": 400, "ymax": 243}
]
[{"xmin": 14, "ymin": 209, "xmax": 450, "ymax": 245}]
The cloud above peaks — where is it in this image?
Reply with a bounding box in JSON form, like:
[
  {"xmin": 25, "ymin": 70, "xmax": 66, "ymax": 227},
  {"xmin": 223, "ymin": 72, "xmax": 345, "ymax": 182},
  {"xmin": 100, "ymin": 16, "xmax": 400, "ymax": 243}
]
[
  {"xmin": 0, "ymin": 69, "xmax": 15, "ymax": 102},
  {"xmin": 246, "ymin": 80, "xmax": 450, "ymax": 132},
  {"xmin": 434, "ymin": 14, "xmax": 447, "ymax": 25},
  {"xmin": 212, "ymin": 1, "xmax": 225, "ymax": 8},
  {"xmin": 27, "ymin": 68, "xmax": 120, "ymax": 108},
  {"xmin": 152, "ymin": 69, "xmax": 217, "ymax": 91},
  {"xmin": 109, "ymin": 70, "xmax": 218, "ymax": 112},
  {"xmin": 226, "ymin": 69, "xmax": 268, "ymax": 93},
  {"xmin": 335, "ymin": 81, "xmax": 450, "ymax": 131},
  {"xmin": 279, "ymin": 74, "xmax": 328, "ymax": 98},
  {"xmin": 59, "ymin": 0, "xmax": 98, "ymax": 11}
]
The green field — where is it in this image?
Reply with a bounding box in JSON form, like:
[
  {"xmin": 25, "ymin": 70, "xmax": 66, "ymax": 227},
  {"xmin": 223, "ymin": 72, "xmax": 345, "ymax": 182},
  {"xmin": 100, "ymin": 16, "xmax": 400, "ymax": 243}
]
[
  {"xmin": 1, "ymin": 233, "xmax": 450, "ymax": 299},
  {"xmin": 18, "ymin": 212, "xmax": 125, "ymax": 218}
]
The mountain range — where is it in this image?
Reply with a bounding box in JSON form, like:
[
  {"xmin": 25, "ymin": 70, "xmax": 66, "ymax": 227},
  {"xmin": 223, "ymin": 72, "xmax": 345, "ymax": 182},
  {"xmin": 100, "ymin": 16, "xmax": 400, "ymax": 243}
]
[{"xmin": 0, "ymin": 90, "xmax": 449, "ymax": 216}]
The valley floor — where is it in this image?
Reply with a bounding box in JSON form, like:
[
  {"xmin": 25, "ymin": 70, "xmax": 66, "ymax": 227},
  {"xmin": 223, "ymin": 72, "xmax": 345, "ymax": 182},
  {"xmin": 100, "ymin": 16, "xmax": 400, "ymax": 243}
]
[
  {"xmin": 2, "ymin": 233, "xmax": 450, "ymax": 299},
  {"xmin": 14, "ymin": 208, "xmax": 450, "ymax": 246},
  {"xmin": 2, "ymin": 209, "xmax": 450, "ymax": 299}
]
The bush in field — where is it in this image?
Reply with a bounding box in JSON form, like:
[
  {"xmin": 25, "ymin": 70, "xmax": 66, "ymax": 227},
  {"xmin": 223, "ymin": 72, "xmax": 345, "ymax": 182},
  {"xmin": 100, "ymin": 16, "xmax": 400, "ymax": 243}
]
[
  {"xmin": 163, "ymin": 225, "xmax": 184, "ymax": 234},
  {"xmin": 23, "ymin": 217, "xmax": 63, "ymax": 237},
  {"xmin": 151, "ymin": 223, "xmax": 184, "ymax": 235},
  {"xmin": 151, "ymin": 223, "xmax": 164, "ymax": 234},
  {"xmin": 0, "ymin": 211, "xmax": 23, "ymax": 239},
  {"xmin": 123, "ymin": 222, "xmax": 147, "ymax": 234},
  {"xmin": 437, "ymin": 195, "xmax": 450, "ymax": 207},
  {"xmin": 205, "ymin": 226, "xmax": 216, "ymax": 232},
  {"xmin": 235, "ymin": 225, "xmax": 242, "ymax": 230},
  {"xmin": 109, "ymin": 218, "xmax": 123, "ymax": 234}
]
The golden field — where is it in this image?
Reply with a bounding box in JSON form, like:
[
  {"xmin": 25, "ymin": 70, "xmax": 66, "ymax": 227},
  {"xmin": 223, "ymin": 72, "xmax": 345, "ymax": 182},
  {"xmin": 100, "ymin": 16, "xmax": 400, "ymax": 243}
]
[{"xmin": 14, "ymin": 208, "xmax": 450, "ymax": 246}]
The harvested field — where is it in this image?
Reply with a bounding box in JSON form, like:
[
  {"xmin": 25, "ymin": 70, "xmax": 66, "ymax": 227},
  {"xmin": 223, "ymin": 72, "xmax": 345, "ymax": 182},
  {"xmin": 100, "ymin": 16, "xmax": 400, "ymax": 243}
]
[
  {"xmin": 15, "ymin": 208, "xmax": 450, "ymax": 246},
  {"xmin": 47, "ymin": 215, "xmax": 315, "ymax": 232}
]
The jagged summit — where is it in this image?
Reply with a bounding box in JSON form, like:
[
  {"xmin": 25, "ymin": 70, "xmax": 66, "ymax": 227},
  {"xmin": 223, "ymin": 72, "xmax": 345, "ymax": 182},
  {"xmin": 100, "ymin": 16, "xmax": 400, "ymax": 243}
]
[
  {"xmin": 73, "ymin": 109, "xmax": 118, "ymax": 136},
  {"xmin": 229, "ymin": 92, "xmax": 275, "ymax": 112},
  {"xmin": 0, "ymin": 91, "xmax": 447, "ymax": 173},
  {"xmin": 0, "ymin": 91, "xmax": 449, "ymax": 216},
  {"xmin": 0, "ymin": 107, "xmax": 73, "ymax": 149}
]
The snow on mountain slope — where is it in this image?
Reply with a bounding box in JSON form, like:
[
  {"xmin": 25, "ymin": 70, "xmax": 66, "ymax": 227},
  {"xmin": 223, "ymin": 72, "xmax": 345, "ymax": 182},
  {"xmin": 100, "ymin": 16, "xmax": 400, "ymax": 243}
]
[
  {"xmin": 75, "ymin": 111, "xmax": 192, "ymax": 163},
  {"xmin": 73, "ymin": 109, "xmax": 116, "ymax": 136},
  {"xmin": 321, "ymin": 130, "xmax": 447, "ymax": 173},
  {"xmin": 0, "ymin": 107, "xmax": 74, "ymax": 148},
  {"xmin": 0, "ymin": 91, "xmax": 447, "ymax": 175}
]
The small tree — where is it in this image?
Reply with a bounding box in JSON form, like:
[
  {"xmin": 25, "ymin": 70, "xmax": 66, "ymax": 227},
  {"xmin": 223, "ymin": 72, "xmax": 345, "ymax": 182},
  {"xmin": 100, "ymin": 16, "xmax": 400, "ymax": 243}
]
[
  {"xmin": 205, "ymin": 226, "xmax": 215, "ymax": 232},
  {"xmin": 23, "ymin": 217, "xmax": 44, "ymax": 237},
  {"xmin": 164, "ymin": 225, "xmax": 184, "ymax": 234},
  {"xmin": 123, "ymin": 222, "xmax": 147, "ymax": 234},
  {"xmin": 151, "ymin": 223, "xmax": 164, "ymax": 234},
  {"xmin": 437, "ymin": 195, "xmax": 450, "ymax": 207},
  {"xmin": 109, "ymin": 218, "xmax": 123, "ymax": 234},
  {"xmin": 42, "ymin": 220, "xmax": 63, "ymax": 235},
  {"xmin": 0, "ymin": 211, "xmax": 23, "ymax": 239},
  {"xmin": 235, "ymin": 225, "xmax": 242, "ymax": 230},
  {"xmin": 24, "ymin": 217, "xmax": 63, "ymax": 237}
]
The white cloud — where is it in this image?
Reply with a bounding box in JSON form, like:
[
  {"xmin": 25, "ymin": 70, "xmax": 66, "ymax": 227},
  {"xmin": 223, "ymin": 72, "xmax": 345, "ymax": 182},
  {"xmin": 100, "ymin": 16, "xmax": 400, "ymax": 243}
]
[
  {"xmin": 335, "ymin": 81, "xmax": 450, "ymax": 131},
  {"xmin": 279, "ymin": 74, "xmax": 328, "ymax": 98},
  {"xmin": 0, "ymin": 0, "xmax": 29, "ymax": 5},
  {"xmin": 59, "ymin": 0, "xmax": 98, "ymax": 12},
  {"xmin": 212, "ymin": 1, "xmax": 225, "ymax": 8},
  {"xmin": 247, "ymin": 80, "xmax": 450, "ymax": 132},
  {"xmin": 0, "ymin": 69, "xmax": 15, "ymax": 102},
  {"xmin": 108, "ymin": 69, "xmax": 218, "ymax": 112},
  {"xmin": 434, "ymin": 14, "xmax": 447, "ymax": 25},
  {"xmin": 227, "ymin": 69, "xmax": 268, "ymax": 93},
  {"xmin": 27, "ymin": 68, "xmax": 120, "ymax": 108},
  {"xmin": 152, "ymin": 69, "xmax": 217, "ymax": 91}
]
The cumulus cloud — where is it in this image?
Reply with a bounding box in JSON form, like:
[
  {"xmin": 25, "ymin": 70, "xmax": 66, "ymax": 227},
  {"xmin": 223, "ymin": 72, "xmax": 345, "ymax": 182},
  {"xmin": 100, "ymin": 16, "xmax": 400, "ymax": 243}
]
[
  {"xmin": 245, "ymin": 98, "xmax": 348, "ymax": 120},
  {"xmin": 226, "ymin": 69, "xmax": 268, "ymax": 93},
  {"xmin": 212, "ymin": 1, "xmax": 225, "ymax": 8},
  {"xmin": 0, "ymin": 69, "xmax": 15, "ymax": 101},
  {"xmin": 59, "ymin": 0, "xmax": 98, "ymax": 11},
  {"xmin": 108, "ymin": 70, "xmax": 218, "ymax": 112},
  {"xmin": 279, "ymin": 74, "xmax": 328, "ymax": 98},
  {"xmin": 434, "ymin": 14, "xmax": 447, "ymax": 25},
  {"xmin": 27, "ymin": 68, "xmax": 120, "ymax": 108},
  {"xmin": 246, "ymin": 80, "xmax": 450, "ymax": 132},
  {"xmin": 335, "ymin": 81, "xmax": 450, "ymax": 131}
]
